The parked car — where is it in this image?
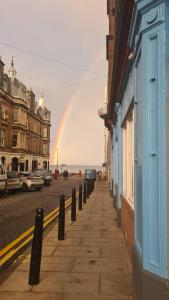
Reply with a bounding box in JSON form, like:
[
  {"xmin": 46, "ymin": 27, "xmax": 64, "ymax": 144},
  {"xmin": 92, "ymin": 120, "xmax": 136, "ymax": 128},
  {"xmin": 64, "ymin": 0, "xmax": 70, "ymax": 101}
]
[
  {"xmin": 6, "ymin": 171, "xmax": 22, "ymax": 192},
  {"xmin": 49, "ymin": 170, "xmax": 54, "ymax": 179},
  {"xmin": 33, "ymin": 169, "xmax": 52, "ymax": 186},
  {"xmin": 0, "ymin": 172, "xmax": 7, "ymax": 194},
  {"xmin": 85, "ymin": 169, "xmax": 97, "ymax": 181},
  {"xmin": 19, "ymin": 172, "xmax": 44, "ymax": 192}
]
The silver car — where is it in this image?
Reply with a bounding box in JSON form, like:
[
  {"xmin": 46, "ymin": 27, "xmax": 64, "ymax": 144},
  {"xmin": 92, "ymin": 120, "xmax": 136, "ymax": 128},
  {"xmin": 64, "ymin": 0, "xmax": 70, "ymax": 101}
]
[{"xmin": 20, "ymin": 172, "xmax": 44, "ymax": 192}]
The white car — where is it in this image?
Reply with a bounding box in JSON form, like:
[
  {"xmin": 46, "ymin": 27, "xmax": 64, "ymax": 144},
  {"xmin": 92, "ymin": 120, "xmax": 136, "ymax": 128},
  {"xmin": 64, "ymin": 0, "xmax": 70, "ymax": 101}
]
[
  {"xmin": 20, "ymin": 172, "xmax": 44, "ymax": 192},
  {"xmin": 0, "ymin": 173, "xmax": 7, "ymax": 194},
  {"xmin": 6, "ymin": 171, "xmax": 22, "ymax": 192}
]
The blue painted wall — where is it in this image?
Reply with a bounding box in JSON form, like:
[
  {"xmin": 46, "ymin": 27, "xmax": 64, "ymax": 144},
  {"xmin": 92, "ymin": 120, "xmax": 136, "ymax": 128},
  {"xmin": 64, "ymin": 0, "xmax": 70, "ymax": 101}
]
[
  {"xmin": 131, "ymin": 0, "xmax": 167, "ymax": 278},
  {"xmin": 110, "ymin": 0, "xmax": 169, "ymax": 279}
]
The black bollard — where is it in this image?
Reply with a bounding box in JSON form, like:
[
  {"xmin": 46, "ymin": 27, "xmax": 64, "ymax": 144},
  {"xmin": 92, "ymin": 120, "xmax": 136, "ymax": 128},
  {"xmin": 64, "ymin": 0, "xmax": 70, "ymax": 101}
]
[
  {"xmin": 92, "ymin": 181, "xmax": 94, "ymax": 193},
  {"xmin": 71, "ymin": 188, "xmax": 76, "ymax": 221},
  {"xmin": 89, "ymin": 181, "xmax": 92, "ymax": 195},
  {"xmin": 29, "ymin": 208, "xmax": 44, "ymax": 286},
  {"xmin": 86, "ymin": 181, "xmax": 89, "ymax": 199},
  {"xmin": 58, "ymin": 194, "xmax": 65, "ymax": 240},
  {"xmin": 83, "ymin": 182, "xmax": 87, "ymax": 204},
  {"xmin": 78, "ymin": 184, "xmax": 82, "ymax": 211}
]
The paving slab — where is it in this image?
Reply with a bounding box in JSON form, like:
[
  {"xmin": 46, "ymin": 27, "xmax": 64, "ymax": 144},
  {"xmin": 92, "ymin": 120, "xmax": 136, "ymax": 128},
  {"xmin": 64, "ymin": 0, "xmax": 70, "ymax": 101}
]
[
  {"xmin": 44, "ymin": 237, "xmax": 82, "ymax": 246},
  {"xmin": 32, "ymin": 272, "xmax": 99, "ymax": 294},
  {"xmin": 101, "ymin": 246, "xmax": 130, "ymax": 259},
  {"xmin": 0, "ymin": 272, "xmax": 31, "ymax": 292},
  {"xmin": 81, "ymin": 237, "xmax": 125, "ymax": 247},
  {"xmin": 62, "ymin": 295, "xmax": 133, "ymax": 300},
  {"xmin": 0, "ymin": 292, "xmax": 62, "ymax": 300},
  {"xmin": 42, "ymin": 245, "xmax": 57, "ymax": 256},
  {"xmin": 72, "ymin": 257, "xmax": 130, "ymax": 273},
  {"xmin": 18, "ymin": 257, "xmax": 74, "ymax": 272},
  {"xmin": 65, "ymin": 230, "xmax": 101, "ymax": 238},
  {"xmin": 53, "ymin": 245, "xmax": 100, "ymax": 257},
  {"xmin": 100, "ymin": 273, "xmax": 133, "ymax": 297}
]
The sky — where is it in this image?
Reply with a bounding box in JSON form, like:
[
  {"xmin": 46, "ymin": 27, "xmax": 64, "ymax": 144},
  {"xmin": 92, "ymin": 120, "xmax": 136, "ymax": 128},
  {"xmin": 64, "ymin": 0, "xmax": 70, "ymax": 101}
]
[{"xmin": 0, "ymin": 0, "xmax": 107, "ymax": 166}]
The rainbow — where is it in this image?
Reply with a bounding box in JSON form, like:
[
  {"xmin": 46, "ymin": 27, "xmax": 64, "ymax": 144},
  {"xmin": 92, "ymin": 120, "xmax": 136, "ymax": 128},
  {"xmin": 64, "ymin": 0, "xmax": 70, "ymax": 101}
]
[{"xmin": 51, "ymin": 50, "xmax": 105, "ymax": 165}]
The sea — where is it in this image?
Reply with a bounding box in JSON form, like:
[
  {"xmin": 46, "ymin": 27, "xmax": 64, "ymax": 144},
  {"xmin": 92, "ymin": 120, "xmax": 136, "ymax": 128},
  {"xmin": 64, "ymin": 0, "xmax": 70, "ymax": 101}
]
[{"xmin": 49, "ymin": 165, "xmax": 104, "ymax": 174}]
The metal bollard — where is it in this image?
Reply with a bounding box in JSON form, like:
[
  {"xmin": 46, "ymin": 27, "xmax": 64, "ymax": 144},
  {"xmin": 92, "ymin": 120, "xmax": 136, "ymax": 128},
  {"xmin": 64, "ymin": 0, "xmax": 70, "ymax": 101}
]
[
  {"xmin": 29, "ymin": 208, "xmax": 44, "ymax": 286},
  {"xmin": 89, "ymin": 181, "xmax": 92, "ymax": 195},
  {"xmin": 83, "ymin": 182, "xmax": 87, "ymax": 203},
  {"xmin": 92, "ymin": 181, "xmax": 94, "ymax": 193},
  {"xmin": 86, "ymin": 181, "xmax": 89, "ymax": 199},
  {"xmin": 58, "ymin": 194, "xmax": 65, "ymax": 240},
  {"xmin": 78, "ymin": 184, "xmax": 82, "ymax": 210},
  {"xmin": 71, "ymin": 188, "xmax": 76, "ymax": 221}
]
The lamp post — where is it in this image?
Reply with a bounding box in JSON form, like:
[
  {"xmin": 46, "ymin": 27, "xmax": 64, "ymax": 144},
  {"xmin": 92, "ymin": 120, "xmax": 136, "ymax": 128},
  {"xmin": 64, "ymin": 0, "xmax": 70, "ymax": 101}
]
[{"xmin": 56, "ymin": 148, "xmax": 59, "ymax": 170}]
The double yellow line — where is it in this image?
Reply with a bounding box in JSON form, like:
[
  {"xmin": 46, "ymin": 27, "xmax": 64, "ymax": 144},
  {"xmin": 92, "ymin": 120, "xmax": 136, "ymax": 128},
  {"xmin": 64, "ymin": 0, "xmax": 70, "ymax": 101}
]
[{"xmin": 0, "ymin": 194, "xmax": 78, "ymax": 268}]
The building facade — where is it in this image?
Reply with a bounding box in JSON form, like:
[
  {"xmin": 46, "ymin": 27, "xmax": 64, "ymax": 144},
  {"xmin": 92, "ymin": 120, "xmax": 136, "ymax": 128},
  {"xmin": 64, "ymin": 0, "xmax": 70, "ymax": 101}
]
[
  {"xmin": 0, "ymin": 57, "xmax": 51, "ymax": 172},
  {"xmin": 100, "ymin": 0, "xmax": 169, "ymax": 299}
]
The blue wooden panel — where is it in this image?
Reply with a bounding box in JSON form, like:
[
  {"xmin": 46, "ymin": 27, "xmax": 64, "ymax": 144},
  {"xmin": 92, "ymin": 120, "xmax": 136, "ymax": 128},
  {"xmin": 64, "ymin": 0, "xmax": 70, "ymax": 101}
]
[
  {"xmin": 135, "ymin": 51, "xmax": 143, "ymax": 258},
  {"xmin": 142, "ymin": 23, "xmax": 166, "ymax": 278}
]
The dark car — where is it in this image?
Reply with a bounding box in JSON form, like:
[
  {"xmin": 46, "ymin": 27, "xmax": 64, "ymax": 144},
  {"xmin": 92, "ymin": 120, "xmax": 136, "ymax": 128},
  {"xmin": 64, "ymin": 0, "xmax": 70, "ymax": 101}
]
[
  {"xmin": 85, "ymin": 169, "xmax": 97, "ymax": 181},
  {"xmin": 33, "ymin": 169, "xmax": 52, "ymax": 186}
]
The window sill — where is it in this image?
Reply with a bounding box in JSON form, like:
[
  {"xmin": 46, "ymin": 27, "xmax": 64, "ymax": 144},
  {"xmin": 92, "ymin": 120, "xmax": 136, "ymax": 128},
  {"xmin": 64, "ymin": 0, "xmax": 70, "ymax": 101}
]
[{"xmin": 122, "ymin": 192, "xmax": 134, "ymax": 210}]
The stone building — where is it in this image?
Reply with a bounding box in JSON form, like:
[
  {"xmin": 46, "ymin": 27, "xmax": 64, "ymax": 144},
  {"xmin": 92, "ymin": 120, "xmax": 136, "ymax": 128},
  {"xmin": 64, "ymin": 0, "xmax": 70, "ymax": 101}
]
[
  {"xmin": 0, "ymin": 57, "xmax": 51, "ymax": 172},
  {"xmin": 100, "ymin": 0, "xmax": 169, "ymax": 299}
]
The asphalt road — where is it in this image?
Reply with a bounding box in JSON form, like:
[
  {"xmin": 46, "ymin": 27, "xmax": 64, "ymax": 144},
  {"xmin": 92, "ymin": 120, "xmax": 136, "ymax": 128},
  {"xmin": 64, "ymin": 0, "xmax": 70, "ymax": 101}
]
[{"xmin": 0, "ymin": 176, "xmax": 84, "ymax": 250}]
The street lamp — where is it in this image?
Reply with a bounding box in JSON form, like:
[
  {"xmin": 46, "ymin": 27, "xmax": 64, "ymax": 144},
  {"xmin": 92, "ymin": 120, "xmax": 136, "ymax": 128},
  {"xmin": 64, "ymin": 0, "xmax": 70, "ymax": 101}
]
[{"xmin": 56, "ymin": 148, "xmax": 59, "ymax": 170}]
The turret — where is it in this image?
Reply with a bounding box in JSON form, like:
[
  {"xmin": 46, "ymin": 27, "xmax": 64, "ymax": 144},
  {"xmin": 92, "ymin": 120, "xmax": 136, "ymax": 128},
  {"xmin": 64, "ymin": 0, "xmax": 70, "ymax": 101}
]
[
  {"xmin": 0, "ymin": 56, "xmax": 5, "ymax": 89},
  {"xmin": 8, "ymin": 57, "xmax": 17, "ymax": 79}
]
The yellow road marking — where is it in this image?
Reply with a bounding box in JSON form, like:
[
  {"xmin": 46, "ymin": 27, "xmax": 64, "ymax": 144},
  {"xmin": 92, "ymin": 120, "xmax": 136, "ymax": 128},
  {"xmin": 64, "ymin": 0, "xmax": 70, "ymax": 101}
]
[
  {"xmin": 0, "ymin": 191, "xmax": 79, "ymax": 266},
  {"xmin": 0, "ymin": 195, "xmax": 74, "ymax": 258}
]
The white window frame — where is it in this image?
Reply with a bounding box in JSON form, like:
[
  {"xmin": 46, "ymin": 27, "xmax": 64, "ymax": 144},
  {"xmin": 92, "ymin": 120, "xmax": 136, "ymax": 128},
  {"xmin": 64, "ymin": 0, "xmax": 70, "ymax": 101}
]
[
  {"xmin": 0, "ymin": 129, "xmax": 5, "ymax": 147},
  {"xmin": 122, "ymin": 109, "xmax": 134, "ymax": 208},
  {"xmin": 12, "ymin": 133, "xmax": 18, "ymax": 148},
  {"xmin": 13, "ymin": 108, "xmax": 18, "ymax": 122}
]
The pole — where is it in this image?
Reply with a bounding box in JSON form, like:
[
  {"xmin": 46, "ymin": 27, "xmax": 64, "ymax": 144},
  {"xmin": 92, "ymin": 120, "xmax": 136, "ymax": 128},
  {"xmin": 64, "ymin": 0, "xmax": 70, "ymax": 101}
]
[
  {"xmin": 56, "ymin": 148, "xmax": 59, "ymax": 170},
  {"xmin": 71, "ymin": 188, "xmax": 76, "ymax": 221},
  {"xmin": 78, "ymin": 184, "xmax": 82, "ymax": 210},
  {"xmin": 58, "ymin": 194, "xmax": 65, "ymax": 240},
  {"xmin": 83, "ymin": 182, "xmax": 86, "ymax": 203},
  {"xmin": 29, "ymin": 208, "xmax": 44, "ymax": 286}
]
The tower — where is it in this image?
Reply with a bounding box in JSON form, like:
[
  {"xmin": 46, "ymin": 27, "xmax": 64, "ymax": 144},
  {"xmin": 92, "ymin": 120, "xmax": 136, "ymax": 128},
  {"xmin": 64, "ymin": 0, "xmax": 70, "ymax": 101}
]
[
  {"xmin": 0, "ymin": 56, "xmax": 4, "ymax": 88},
  {"xmin": 8, "ymin": 57, "xmax": 17, "ymax": 79}
]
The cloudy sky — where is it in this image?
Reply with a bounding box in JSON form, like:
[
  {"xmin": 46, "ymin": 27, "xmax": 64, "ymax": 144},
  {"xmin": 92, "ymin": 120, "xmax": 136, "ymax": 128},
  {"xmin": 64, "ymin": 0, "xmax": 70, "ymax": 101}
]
[{"xmin": 0, "ymin": 0, "xmax": 107, "ymax": 166}]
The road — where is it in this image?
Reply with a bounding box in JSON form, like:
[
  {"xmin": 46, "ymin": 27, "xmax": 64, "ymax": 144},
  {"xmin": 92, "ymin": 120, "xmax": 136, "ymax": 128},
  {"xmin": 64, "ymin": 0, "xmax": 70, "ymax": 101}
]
[{"xmin": 0, "ymin": 176, "xmax": 84, "ymax": 250}]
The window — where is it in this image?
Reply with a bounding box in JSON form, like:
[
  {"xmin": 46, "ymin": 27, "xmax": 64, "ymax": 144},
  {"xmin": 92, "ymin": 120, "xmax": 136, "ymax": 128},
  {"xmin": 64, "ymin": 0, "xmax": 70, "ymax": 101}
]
[
  {"xmin": 122, "ymin": 109, "xmax": 134, "ymax": 207},
  {"xmin": 0, "ymin": 129, "xmax": 5, "ymax": 147},
  {"xmin": 43, "ymin": 143, "xmax": 48, "ymax": 155},
  {"xmin": 26, "ymin": 136, "xmax": 29, "ymax": 151},
  {"xmin": 13, "ymin": 109, "xmax": 18, "ymax": 122},
  {"xmin": 2, "ymin": 105, "xmax": 6, "ymax": 120},
  {"xmin": 12, "ymin": 133, "xmax": 18, "ymax": 147},
  {"xmin": 43, "ymin": 128, "xmax": 48, "ymax": 138}
]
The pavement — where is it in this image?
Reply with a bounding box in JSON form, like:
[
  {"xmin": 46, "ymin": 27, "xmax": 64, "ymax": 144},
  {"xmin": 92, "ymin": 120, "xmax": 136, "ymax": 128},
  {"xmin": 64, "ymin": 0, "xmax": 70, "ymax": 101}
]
[{"xmin": 0, "ymin": 181, "xmax": 133, "ymax": 300}]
